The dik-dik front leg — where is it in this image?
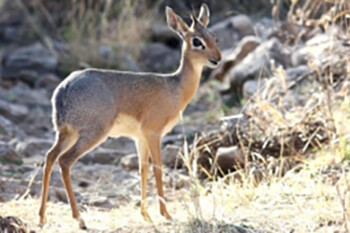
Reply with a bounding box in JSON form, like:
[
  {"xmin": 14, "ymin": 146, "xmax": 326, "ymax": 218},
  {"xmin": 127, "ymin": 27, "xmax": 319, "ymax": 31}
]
[
  {"xmin": 144, "ymin": 133, "xmax": 172, "ymax": 220},
  {"xmin": 136, "ymin": 139, "xmax": 152, "ymax": 222}
]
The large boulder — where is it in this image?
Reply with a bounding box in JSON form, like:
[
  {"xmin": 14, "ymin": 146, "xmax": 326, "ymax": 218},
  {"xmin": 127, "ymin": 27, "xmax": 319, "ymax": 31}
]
[
  {"xmin": 139, "ymin": 43, "xmax": 180, "ymax": 72},
  {"xmin": 0, "ymin": 141, "xmax": 23, "ymax": 165},
  {"xmin": 226, "ymin": 38, "xmax": 290, "ymax": 98},
  {"xmin": 2, "ymin": 43, "xmax": 58, "ymax": 83},
  {"xmin": 242, "ymin": 65, "xmax": 313, "ymax": 98},
  {"xmin": 0, "ymin": 99, "xmax": 29, "ymax": 123},
  {"xmin": 209, "ymin": 15, "xmax": 255, "ymax": 50},
  {"xmin": 210, "ymin": 36, "xmax": 261, "ymax": 81}
]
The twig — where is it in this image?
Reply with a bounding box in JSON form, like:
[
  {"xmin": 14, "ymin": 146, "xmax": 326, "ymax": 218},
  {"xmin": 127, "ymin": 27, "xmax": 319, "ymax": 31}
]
[{"xmin": 18, "ymin": 162, "xmax": 43, "ymax": 200}]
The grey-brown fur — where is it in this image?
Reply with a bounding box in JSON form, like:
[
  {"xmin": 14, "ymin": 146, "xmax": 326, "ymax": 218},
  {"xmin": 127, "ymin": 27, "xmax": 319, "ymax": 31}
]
[{"xmin": 52, "ymin": 68, "xmax": 181, "ymax": 131}]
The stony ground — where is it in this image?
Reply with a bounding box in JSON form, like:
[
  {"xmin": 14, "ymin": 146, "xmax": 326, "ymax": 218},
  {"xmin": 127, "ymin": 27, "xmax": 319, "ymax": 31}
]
[{"xmin": 1, "ymin": 1, "xmax": 350, "ymax": 232}]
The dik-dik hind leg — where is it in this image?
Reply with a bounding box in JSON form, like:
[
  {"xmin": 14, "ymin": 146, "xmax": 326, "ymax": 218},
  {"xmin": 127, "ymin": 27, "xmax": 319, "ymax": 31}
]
[
  {"xmin": 136, "ymin": 139, "xmax": 152, "ymax": 222},
  {"xmin": 145, "ymin": 134, "xmax": 172, "ymax": 220},
  {"xmin": 39, "ymin": 127, "xmax": 78, "ymax": 226},
  {"xmin": 58, "ymin": 132, "xmax": 107, "ymax": 229}
]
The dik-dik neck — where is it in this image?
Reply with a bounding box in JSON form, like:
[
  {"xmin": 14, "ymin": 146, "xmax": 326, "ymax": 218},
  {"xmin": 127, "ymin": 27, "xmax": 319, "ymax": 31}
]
[{"xmin": 175, "ymin": 45, "xmax": 203, "ymax": 109}]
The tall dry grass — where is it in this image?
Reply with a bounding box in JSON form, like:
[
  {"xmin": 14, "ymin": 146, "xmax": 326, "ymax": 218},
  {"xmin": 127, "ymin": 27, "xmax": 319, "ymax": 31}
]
[{"xmin": 15, "ymin": 0, "xmax": 158, "ymax": 74}]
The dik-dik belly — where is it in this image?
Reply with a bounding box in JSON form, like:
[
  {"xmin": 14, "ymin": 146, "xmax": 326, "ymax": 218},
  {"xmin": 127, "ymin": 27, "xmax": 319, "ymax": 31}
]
[{"xmin": 108, "ymin": 112, "xmax": 181, "ymax": 139}]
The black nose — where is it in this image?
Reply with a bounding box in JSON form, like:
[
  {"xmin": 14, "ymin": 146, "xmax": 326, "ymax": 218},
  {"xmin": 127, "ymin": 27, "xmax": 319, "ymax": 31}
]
[{"xmin": 208, "ymin": 59, "xmax": 219, "ymax": 66}]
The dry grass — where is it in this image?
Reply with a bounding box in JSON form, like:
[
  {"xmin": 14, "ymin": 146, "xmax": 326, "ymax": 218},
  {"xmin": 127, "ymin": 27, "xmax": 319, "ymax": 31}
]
[
  {"xmin": 1, "ymin": 148, "xmax": 350, "ymax": 233},
  {"xmin": 1, "ymin": 1, "xmax": 350, "ymax": 233},
  {"xmin": 16, "ymin": 0, "xmax": 157, "ymax": 73}
]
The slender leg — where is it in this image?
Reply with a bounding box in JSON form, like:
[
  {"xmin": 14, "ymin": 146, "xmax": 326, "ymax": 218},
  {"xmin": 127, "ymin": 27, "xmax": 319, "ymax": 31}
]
[
  {"xmin": 39, "ymin": 139, "xmax": 63, "ymax": 226},
  {"xmin": 58, "ymin": 133, "xmax": 105, "ymax": 230},
  {"xmin": 145, "ymin": 134, "xmax": 172, "ymax": 220},
  {"xmin": 136, "ymin": 139, "xmax": 152, "ymax": 222}
]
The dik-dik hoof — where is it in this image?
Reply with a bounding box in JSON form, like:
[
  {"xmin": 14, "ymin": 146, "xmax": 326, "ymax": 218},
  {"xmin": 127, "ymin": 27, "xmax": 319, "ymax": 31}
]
[
  {"xmin": 141, "ymin": 210, "xmax": 153, "ymax": 223},
  {"xmin": 39, "ymin": 217, "xmax": 46, "ymax": 228},
  {"xmin": 79, "ymin": 219, "xmax": 87, "ymax": 230},
  {"xmin": 161, "ymin": 209, "xmax": 172, "ymax": 220}
]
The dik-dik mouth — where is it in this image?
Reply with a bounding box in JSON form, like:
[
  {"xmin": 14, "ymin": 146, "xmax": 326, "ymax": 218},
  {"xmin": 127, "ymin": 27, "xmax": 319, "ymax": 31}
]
[{"xmin": 208, "ymin": 58, "xmax": 220, "ymax": 68}]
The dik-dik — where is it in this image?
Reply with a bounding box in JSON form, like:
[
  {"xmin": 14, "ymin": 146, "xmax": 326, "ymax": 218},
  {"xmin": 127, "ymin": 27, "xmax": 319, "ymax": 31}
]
[{"xmin": 39, "ymin": 4, "xmax": 221, "ymax": 229}]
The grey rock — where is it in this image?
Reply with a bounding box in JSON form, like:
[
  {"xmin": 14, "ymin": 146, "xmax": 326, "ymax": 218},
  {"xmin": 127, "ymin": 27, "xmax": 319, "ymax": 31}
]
[
  {"xmin": 0, "ymin": 115, "xmax": 25, "ymax": 139},
  {"xmin": 121, "ymin": 153, "xmax": 139, "ymax": 171},
  {"xmin": 81, "ymin": 147, "xmax": 123, "ymax": 165},
  {"xmin": 15, "ymin": 137, "xmax": 53, "ymax": 158},
  {"xmin": 0, "ymin": 99, "xmax": 29, "ymax": 123},
  {"xmin": 162, "ymin": 144, "xmax": 182, "ymax": 168},
  {"xmin": 243, "ymin": 79, "xmax": 266, "ymax": 98},
  {"xmin": 242, "ymin": 65, "xmax": 313, "ymax": 98},
  {"xmin": 227, "ymin": 38, "xmax": 289, "ymax": 96},
  {"xmin": 211, "ymin": 36, "xmax": 261, "ymax": 81},
  {"xmin": 0, "ymin": 141, "xmax": 23, "ymax": 165},
  {"xmin": 254, "ymin": 17, "xmax": 275, "ymax": 40},
  {"xmin": 216, "ymin": 146, "xmax": 244, "ymax": 173},
  {"xmin": 2, "ymin": 43, "xmax": 58, "ymax": 81},
  {"xmin": 3, "ymin": 83, "xmax": 50, "ymax": 107},
  {"xmin": 291, "ymin": 33, "xmax": 339, "ymax": 66},
  {"xmin": 150, "ymin": 23, "xmax": 179, "ymax": 48},
  {"xmin": 209, "ymin": 15, "xmax": 255, "ymax": 50},
  {"xmin": 140, "ymin": 43, "xmax": 180, "ymax": 72},
  {"xmin": 100, "ymin": 137, "xmax": 136, "ymax": 155},
  {"xmin": 286, "ymin": 65, "xmax": 313, "ymax": 81},
  {"xmin": 99, "ymin": 45, "xmax": 141, "ymax": 72}
]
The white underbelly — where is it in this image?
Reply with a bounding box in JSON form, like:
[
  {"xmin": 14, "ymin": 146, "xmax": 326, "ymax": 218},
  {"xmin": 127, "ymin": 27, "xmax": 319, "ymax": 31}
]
[
  {"xmin": 108, "ymin": 112, "xmax": 182, "ymax": 138},
  {"xmin": 108, "ymin": 114, "xmax": 141, "ymax": 138}
]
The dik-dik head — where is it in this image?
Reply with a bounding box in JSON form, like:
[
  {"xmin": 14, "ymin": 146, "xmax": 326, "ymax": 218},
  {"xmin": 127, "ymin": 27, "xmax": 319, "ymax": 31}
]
[{"xmin": 166, "ymin": 4, "xmax": 222, "ymax": 68}]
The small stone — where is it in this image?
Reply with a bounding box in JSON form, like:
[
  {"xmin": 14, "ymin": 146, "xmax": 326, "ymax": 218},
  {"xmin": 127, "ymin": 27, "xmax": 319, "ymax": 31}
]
[
  {"xmin": 162, "ymin": 144, "xmax": 182, "ymax": 168},
  {"xmin": 121, "ymin": 153, "xmax": 139, "ymax": 171},
  {"xmin": 216, "ymin": 146, "xmax": 245, "ymax": 173},
  {"xmin": 0, "ymin": 141, "xmax": 23, "ymax": 165}
]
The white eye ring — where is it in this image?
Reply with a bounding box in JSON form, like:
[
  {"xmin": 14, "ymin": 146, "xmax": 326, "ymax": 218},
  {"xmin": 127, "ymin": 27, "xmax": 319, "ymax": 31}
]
[{"xmin": 191, "ymin": 37, "xmax": 206, "ymax": 50}]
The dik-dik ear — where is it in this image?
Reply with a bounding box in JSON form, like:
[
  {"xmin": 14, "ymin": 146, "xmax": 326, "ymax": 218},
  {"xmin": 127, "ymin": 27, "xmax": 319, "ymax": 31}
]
[
  {"xmin": 197, "ymin": 3, "xmax": 210, "ymax": 27},
  {"xmin": 166, "ymin": 6, "xmax": 189, "ymax": 39}
]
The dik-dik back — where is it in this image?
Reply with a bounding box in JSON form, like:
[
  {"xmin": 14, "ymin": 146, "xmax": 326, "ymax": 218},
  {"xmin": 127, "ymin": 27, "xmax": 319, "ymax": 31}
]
[
  {"xmin": 39, "ymin": 3, "xmax": 221, "ymax": 229},
  {"xmin": 52, "ymin": 69, "xmax": 182, "ymax": 137}
]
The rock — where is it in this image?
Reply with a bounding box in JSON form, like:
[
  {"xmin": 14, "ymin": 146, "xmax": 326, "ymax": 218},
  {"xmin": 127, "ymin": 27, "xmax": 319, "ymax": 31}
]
[
  {"xmin": 99, "ymin": 45, "xmax": 141, "ymax": 72},
  {"xmin": 243, "ymin": 79, "xmax": 266, "ymax": 98},
  {"xmin": 0, "ymin": 115, "xmax": 25, "ymax": 139},
  {"xmin": 0, "ymin": 99, "xmax": 29, "ymax": 123},
  {"xmin": 2, "ymin": 83, "xmax": 50, "ymax": 107},
  {"xmin": 18, "ymin": 107, "xmax": 52, "ymax": 136},
  {"xmin": 242, "ymin": 65, "xmax": 313, "ymax": 99},
  {"xmin": 139, "ymin": 43, "xmax": 180, "ymax": 72},
  {"xmin": 216, "ymin": 146, "xmax": 244, "ymax": 173},
  {"xmin": 34, "ymin": 73, "xmax": 61, "ymax": 90},
  {"xmin": 226, "ymin": 38, "xmax": 290, "ymax": 98},
  {"xmin": 121, "ymin": 153, "xmax": 139, "ymax": 171},
  {"xmin": 90, "ymin": 197, "xmax": 114, "ymax": 208},
  {"xmin": 291, "ymin": 33, "xmax": 343, "ymax": 67},
  {"xmin": 254, "ymin": 17, "xmax": 275, "ymax": 40},
  {"xmin": 209, "ymin": 15, "xmax": 255, "ymax": 50},
  {"xmin": 210, "ymin": 36, "xmax": 261, "ymax": 81},
  {"xmin": 2, "ymin": 43, "xmax": 58, "ymax": 83},
  {"xmin": 0, "ymin": 141, "xmax": 23, "ymax": 165},
  {"xmin": 285, "ymin": 65, "xmax": 313, "ymax": 81},
  {"xmin": 150, "ymin": 23, "xmax": 180, "ymax": 48},
  {"xmin": 15, "ymin": 137, "xmax": 53, "ymax": 158},
  {"xmin": 267, "ymin": 21, "xmax": 301, "ymax": 44},
  {"xmin": 81, "ymin": 147, "xmax": 123, "ymax": 165},
  {"xmin": 162, "ymin": 144, "xmax": 182, "ymax": 168},
  {"xmin": 100, "ymin": 137, "xmax": 136, "ymax": 155}
]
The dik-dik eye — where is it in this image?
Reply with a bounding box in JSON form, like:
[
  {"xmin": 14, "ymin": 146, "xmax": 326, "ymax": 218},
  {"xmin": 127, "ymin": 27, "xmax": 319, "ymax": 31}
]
[{"xmin": 191, "ymin": 37, "xmax": 205, "ymax": 50}]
